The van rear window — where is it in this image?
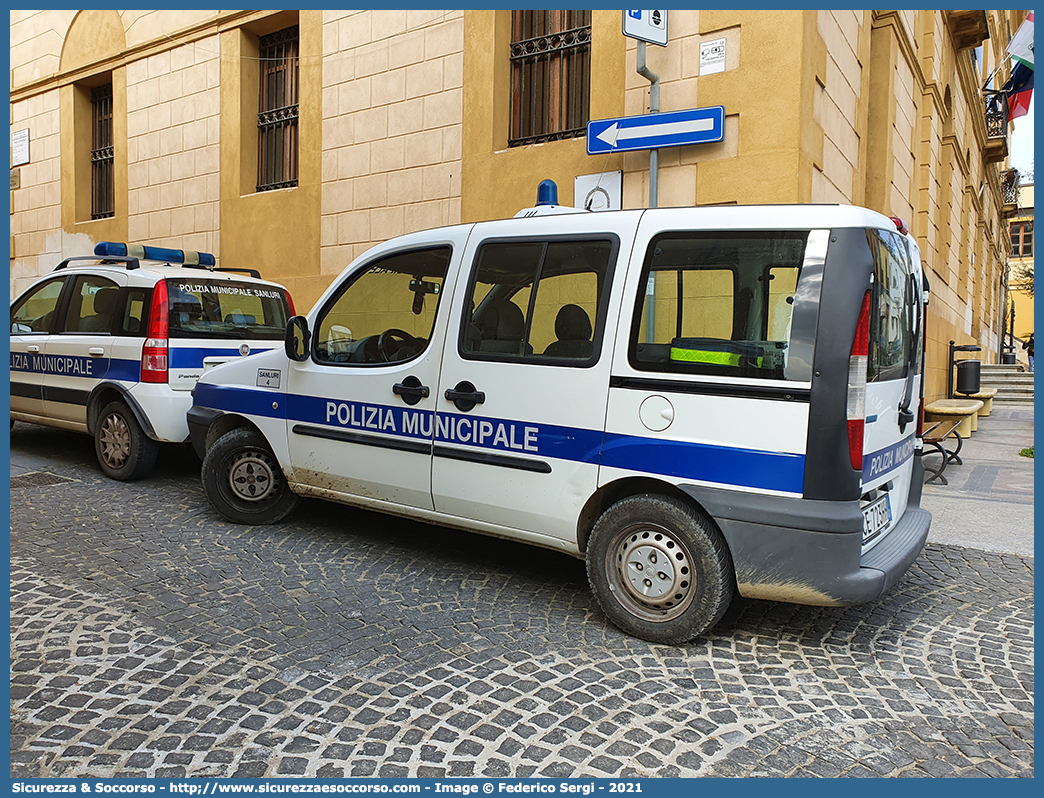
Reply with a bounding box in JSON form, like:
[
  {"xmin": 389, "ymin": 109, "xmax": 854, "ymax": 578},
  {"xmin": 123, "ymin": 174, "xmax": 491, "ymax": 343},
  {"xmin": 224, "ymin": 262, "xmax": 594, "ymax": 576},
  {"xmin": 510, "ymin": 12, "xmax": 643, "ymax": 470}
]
[
  {"xmin": 630, "ymin": 231, "xmax": 810, "ymax": 380},
  {"xmin": 166, "ymin": 280, "xmax": 291, "ymax": 340},
  {"xmin": 866, "ymin": 230, "xmax": 912, "ymax": 383}
]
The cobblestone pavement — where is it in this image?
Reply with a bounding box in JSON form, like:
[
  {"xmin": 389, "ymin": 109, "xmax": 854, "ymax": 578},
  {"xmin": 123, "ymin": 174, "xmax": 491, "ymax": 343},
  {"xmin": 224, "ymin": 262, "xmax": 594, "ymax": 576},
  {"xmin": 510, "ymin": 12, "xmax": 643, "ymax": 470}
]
[{"xmin": 9, "ymin": 425, "xmax": 1034, "ymax": 778}]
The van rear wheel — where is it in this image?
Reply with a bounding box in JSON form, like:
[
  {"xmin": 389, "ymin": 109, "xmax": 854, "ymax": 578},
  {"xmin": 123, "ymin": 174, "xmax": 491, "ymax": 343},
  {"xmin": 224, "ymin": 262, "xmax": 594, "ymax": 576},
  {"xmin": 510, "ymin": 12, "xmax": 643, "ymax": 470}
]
[
  {"xmin": 95, "ymin": 401, "xmax": 159, "ymax": 481},
  {"xmin": 202, "ymin": 427, "xmax": 299, "ymax": 524},
  {"xmin": 587, "ymin": 494, "xmax": 734, "ymax": 644}
]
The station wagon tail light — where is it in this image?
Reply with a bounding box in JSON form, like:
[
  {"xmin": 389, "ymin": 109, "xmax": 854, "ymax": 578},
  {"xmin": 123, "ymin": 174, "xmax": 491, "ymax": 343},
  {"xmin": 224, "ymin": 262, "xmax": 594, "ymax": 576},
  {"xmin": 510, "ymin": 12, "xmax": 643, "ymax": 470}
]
[
  {"xmin": 285, "ymin": 291, "xmax": 295, "ymax": 316},
  {"xmin": 141, "ymin": 280, "xmax": 169, "ymax": 383},
  {"xmin": 847, "ymin": 290, "xmax": 872, "ymax": 471},
  {"xmin": 890, "ymin": 217, "xmax": 909, "ymax": 235}
]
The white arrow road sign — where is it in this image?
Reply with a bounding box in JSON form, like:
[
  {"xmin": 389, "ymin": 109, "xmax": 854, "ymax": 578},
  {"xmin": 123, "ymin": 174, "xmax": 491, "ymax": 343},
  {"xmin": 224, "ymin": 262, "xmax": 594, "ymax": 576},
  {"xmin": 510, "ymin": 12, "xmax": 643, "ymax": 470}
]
[{"xmin": 587, "ymin": 107, "xmax": 725, "ymax": 154}]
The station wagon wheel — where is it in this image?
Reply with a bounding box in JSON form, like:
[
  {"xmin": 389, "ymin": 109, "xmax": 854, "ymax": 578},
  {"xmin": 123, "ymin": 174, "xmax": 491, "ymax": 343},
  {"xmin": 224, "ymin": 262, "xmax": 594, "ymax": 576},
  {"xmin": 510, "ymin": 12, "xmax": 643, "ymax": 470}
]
[
  {"xmin": 587, "ymin": 494, "xmax": 734, "ymax": 644},
  {"xmin": 94, "ymin": 401, "xmax": 159, "ymax": 481},
  {"xmin": 202, "ymin": 427, "xmax": 299, "ymax": 525}
]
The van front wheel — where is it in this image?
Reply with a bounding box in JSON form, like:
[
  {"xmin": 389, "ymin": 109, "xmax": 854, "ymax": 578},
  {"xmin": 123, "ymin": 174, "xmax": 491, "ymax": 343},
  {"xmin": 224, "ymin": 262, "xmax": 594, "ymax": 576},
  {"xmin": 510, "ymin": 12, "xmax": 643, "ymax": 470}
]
[
  {"xmin": 586, "ymin": 494, "xmax": 734, "ymax": 644},
  {"xmin": 202, "ymin": 427, "xmax": 299, "ymax": 524}
]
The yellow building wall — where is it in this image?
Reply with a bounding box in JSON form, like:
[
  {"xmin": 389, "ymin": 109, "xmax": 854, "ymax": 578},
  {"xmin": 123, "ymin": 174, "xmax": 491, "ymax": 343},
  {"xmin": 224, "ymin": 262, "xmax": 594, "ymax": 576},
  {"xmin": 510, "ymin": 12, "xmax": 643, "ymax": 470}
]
[
  {"xmin": 9, "ymin": 8, "xmax": 1025, "ymax": 399},
  {"xmin": 317, "ymin": 10, "xmax": 465, "ymax": 310}
]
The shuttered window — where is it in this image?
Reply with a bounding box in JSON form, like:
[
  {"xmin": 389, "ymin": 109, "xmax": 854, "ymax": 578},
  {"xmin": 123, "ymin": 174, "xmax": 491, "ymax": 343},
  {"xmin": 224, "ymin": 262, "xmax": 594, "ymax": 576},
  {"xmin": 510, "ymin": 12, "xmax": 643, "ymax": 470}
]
[
  {"xmin": 90, "ymin": 84, "xmax": 115, "ymax": 219},
  {"xmin": 509, "ymin": 11, "xmax": 591, "ymax": 147},
  {"xmin": 257, "ymin": 26, "xmax": 300, "ymax": 192}
]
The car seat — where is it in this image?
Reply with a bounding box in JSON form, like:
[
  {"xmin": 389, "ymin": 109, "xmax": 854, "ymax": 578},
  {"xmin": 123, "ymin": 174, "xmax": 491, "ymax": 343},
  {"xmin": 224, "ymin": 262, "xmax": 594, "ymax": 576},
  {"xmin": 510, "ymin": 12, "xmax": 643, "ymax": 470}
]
[
  {"xmin": 543, "ymin": 304, "xmax": 593, "ymax": 358},
  {"xmin": 479, "ymin": 300, "xmax": 532, "ymax": 355},
  {"xmin": 80, "ymin": 287, "xmax": 118, "ymax": 333}
]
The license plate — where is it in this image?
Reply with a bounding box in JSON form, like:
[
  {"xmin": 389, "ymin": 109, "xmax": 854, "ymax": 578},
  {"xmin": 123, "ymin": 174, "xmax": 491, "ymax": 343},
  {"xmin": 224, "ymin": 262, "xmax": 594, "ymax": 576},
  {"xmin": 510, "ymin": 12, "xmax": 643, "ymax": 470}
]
[{"xmin": 862, "ymin": 494, "xmax": 892, "ymax": 544}]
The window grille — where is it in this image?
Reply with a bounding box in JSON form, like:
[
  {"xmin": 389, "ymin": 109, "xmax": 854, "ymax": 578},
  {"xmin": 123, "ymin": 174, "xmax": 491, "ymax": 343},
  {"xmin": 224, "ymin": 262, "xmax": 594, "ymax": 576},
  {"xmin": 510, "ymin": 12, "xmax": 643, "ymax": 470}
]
[
  {"xmin": 257, "ymin": 26, "xmax": 300, "ymax": 192},
  {"xmin": 90, "ymin": 84, "xmax": 115, "ymax": 219},
  {"xmin": 509, "ymin": 10, "xmax": 591, "ymax": 147}
]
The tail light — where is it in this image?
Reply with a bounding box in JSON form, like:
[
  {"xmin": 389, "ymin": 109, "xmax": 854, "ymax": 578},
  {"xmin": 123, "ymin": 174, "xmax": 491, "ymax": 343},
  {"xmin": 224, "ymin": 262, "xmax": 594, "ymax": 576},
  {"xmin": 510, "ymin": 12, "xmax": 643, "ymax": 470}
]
[
  {"xmin": 285, "ymin": 291, "xmax": 296, "ymax": 316},
  {"xmin": 847, "ymin": 290, "xmax": 871, "ymax": 471},
  {"xmin": 141, "ymin": 280, "xmax": 169, "ymax": 383}
]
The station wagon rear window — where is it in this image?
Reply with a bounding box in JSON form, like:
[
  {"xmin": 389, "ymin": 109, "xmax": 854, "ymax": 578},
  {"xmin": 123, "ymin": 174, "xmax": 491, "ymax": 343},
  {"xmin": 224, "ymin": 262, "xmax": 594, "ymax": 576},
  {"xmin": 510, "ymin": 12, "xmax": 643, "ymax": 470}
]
[
  {"xmin": 167, "ymin": 280, "xmax": 291, "ymax": 340},
  {"xmin": 630, "ymin": 231, "xmax": 810, "ymax": 381}
]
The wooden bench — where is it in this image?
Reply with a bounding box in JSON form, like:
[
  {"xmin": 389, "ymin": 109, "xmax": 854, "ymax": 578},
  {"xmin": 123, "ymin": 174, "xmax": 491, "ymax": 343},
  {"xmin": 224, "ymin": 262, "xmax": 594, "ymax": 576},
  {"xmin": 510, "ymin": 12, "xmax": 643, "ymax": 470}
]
[
  {"xmin": 924, "ymin": 398, "xmax": 984, "ymax": 437},
  {"xmin": 960, "ymin": 387, "xmax": 998, "ymax": 416},
  {"xmin": 920, "ymin": 419, "xmax": 963, "ymax": 485}
]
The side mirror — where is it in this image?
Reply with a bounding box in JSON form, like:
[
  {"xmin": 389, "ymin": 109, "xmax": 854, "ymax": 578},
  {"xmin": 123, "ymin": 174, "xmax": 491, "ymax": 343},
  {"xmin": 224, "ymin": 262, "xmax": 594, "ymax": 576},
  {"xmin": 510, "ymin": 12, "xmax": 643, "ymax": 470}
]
[{"xmin": 285, "ymin": 316, "xmax": 311, "ymax": 362}]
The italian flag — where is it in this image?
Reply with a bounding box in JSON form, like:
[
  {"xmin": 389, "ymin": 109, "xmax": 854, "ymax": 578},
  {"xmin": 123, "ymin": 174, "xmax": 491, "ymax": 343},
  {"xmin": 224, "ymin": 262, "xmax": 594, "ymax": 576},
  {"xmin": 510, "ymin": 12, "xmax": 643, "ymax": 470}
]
[{"xmin": 1007, "ymin": 12, "xmax": 1034, "ymax": 70}]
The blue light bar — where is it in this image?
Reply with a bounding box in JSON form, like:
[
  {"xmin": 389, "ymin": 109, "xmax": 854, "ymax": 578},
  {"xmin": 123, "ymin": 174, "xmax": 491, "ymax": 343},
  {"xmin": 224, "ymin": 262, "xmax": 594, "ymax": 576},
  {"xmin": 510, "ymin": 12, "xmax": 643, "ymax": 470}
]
[{"xmin": 95, "ymin": 241, "xmax": 216, "ymax": 267}]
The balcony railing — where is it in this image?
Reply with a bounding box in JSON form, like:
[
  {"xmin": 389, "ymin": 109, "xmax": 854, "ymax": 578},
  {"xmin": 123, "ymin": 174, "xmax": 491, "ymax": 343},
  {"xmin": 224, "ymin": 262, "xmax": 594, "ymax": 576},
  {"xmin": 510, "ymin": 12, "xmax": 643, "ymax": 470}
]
[
  {"xmin": 983, "ymin": 91, "xmax": 1009, "ymax": 164},
  {"xmin": 1001, "ymin": 168, "xmax": 1021, "ymax": 215}
]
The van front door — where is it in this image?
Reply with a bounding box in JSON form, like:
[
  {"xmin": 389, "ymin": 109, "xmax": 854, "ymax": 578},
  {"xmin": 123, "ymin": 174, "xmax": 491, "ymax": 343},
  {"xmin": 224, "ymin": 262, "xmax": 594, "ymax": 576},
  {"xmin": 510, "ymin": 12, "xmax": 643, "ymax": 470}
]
[
  {"xmin": 285, "ymin": 239, "xmax": 465, "ymax": 512},
  {"xmin": 431, "ymin": 218, "xmax": 637, "ymax": 547}
]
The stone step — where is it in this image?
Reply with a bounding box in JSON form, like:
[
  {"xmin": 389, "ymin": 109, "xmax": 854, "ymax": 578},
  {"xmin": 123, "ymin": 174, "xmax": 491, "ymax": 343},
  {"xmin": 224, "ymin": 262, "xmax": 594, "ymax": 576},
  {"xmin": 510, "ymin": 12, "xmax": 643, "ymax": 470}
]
[
  {"xmin": 980, "ymin": 365, "xmax": 1029, "ymax": 375},
  {"xmin": 992, "ymin": 396, "xmax": 1036, "ymax": 405},
  {"xmin": 980, "ymin": 378, "xmax": 1036, "ymax": 388}
]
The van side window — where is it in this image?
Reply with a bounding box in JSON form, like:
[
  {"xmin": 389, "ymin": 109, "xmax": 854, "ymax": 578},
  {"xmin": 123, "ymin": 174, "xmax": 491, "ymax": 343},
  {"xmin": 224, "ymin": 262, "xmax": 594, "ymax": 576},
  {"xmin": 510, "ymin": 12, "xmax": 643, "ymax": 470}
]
[
  {"xmin": 313, "ymin": 247, "xmax": 451, "ymax": 365},
  {"xmin": 866, "ymin": 230, "xmax": 911, "ymax": 383},
  {"xmin": 630, "ymin": 231, "xmax": 809, "ymax": 380},
  {"xmin": 461, "ymin": 238, "xmax": 615, "ymax": 365}
]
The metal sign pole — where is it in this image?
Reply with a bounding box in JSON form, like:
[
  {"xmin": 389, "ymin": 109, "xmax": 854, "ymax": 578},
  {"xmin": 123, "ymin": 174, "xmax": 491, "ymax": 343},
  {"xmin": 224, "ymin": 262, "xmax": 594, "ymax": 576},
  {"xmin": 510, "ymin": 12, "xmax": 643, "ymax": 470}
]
[
  {"xmin": 637, "ymin": 40, "xmax": 660, "ymax": 342},
  {"xmin": 636, "ymin": 41, "xmax": 660, "ymax": 209}
]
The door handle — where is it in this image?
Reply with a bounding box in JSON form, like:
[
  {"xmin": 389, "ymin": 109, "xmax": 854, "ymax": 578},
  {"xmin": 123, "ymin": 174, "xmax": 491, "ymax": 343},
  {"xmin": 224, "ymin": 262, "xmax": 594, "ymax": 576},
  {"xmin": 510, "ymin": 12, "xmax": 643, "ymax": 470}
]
[
  {"xmin": 27, "ymin": 345, "xmax": 40, "ymax": 354},
  {"xmin": 445, "ymin": 380, "xmax": 485, "ymax": 412},
  {"xmin": 392, "ymin": 376, "xmax": 430, "ymax": 406},
  {"xmin": 88, "ymin": 347, "xmax": 105, "ymax": 356}
]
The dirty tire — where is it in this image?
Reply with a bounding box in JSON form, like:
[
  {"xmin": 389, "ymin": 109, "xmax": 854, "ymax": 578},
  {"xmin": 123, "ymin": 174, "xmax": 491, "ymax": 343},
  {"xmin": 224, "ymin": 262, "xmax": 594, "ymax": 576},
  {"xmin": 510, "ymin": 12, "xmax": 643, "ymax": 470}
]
[
  {"xmin": 202, "ymin": 427, "xmax": 299, "ymax": 525},
  {"xmin": 94, "ymin": 401, "xmax": 159, "ymax": 481},
  {"xmin": 587, "ymin": 494, "xmax": 734, "ymax": 644}
]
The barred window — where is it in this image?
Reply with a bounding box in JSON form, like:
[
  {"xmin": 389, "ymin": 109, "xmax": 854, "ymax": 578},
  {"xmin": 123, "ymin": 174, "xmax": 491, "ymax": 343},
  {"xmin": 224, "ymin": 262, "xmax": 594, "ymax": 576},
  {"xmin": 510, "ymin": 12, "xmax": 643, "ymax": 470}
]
[
  {"xmin": 257, "ymin": 26, "xmax": 299, "ymax": 192},
  {"xmin": 509, "ymin": 10, "xmax": 591, "ymax": 147},
  {"xmin": 91, "ymin": 84, "xmax": 114, "ymax": 219},
  {"xmin": 1011, "ymin": 221, "xmax": 1033, "ymax": 258}
]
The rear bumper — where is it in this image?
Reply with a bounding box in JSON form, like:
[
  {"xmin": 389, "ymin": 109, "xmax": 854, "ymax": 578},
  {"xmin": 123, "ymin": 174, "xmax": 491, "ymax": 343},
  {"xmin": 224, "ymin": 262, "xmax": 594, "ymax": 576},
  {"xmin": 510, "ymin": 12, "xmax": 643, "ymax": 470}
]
[{"xmin": 680, "ymin": 481, "xmax": 931, "ymax": 607}]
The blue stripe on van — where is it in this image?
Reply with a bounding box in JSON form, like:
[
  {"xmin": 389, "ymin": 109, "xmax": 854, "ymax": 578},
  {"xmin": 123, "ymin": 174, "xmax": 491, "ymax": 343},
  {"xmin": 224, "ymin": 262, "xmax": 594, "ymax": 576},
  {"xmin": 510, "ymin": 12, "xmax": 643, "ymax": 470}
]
[
  {"xmin": 193, "ymin": 383, "xmax": 806, "ymax": 493},
  {"xmin": 861, "ymin": 435, "xmax": 915, "ymax": 481},
  {"xmin": 600, "ymin": 433, "xmax": 806, "ymax": 494}
]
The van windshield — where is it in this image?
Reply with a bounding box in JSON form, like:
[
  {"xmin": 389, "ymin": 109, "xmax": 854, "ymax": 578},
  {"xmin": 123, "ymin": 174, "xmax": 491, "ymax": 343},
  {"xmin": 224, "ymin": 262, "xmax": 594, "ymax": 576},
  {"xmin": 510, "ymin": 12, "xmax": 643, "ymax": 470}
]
[
  {"xmin": 166, "ymin": 280, "xmax": 291, "ymax": 340},
  {"xmin": 630, "ymin": 231, "xmax": 810, "ymax": 380}
]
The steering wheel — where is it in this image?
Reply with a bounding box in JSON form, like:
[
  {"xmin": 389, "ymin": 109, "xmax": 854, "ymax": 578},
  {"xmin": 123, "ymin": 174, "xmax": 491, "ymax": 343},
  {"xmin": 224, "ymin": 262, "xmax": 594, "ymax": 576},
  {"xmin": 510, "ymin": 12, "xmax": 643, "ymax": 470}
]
[{"xmin": 377, "ymin": 328, "xmax": 422, "ymax": 362}]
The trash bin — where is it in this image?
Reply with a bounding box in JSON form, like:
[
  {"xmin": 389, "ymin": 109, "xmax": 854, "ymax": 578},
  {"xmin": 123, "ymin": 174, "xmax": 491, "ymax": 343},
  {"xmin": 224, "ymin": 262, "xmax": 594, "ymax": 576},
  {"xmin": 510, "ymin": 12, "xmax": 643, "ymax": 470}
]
[
  {"xmin": 1001, "ymin": 351, "xmax": 1017, "ymax": 365},
  {"xmin": 955, "ymin": 359, "xmax": 981, "ymax": 395}
]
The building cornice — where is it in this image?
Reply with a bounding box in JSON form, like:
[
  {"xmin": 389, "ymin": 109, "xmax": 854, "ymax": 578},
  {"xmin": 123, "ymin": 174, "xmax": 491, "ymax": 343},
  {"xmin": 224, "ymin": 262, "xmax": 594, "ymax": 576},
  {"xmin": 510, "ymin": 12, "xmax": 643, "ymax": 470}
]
[{"xmin": 10, "ymin": 10, "xmax": 264, "ymax": 102}]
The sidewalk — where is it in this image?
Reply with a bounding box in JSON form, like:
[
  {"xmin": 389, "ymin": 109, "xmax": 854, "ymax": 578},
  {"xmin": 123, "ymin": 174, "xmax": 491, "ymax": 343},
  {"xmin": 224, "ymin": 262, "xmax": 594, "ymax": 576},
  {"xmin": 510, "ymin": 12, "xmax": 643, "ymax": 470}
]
[{"xmin": 920, "ymin": 403, "xmax": 1034, "ymax": 558}]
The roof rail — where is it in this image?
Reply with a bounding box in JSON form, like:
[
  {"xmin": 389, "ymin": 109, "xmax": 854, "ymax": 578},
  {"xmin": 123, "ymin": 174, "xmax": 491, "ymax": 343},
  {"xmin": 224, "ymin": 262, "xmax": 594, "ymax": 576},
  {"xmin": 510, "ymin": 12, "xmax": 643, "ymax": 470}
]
[{"xmin": 54, "ymin": 255, "xmax": 139, "ymax": 272}]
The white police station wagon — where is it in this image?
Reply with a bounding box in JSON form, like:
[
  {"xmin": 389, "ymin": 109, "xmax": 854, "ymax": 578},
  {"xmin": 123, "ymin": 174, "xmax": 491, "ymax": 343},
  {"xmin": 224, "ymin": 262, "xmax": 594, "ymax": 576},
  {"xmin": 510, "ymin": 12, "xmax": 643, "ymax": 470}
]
[
  {"xmin": 10, "ymin": 242, "xmax": 295, "ymax": 481},
  {"xmin": 189, "ymin": 185, "xmax": 932, "ymax": 644}
]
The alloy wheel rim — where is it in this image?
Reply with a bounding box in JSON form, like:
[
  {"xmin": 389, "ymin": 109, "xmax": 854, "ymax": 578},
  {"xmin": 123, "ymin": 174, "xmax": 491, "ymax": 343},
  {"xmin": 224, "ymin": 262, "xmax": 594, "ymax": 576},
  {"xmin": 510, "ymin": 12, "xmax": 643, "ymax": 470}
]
[{"xmin": 99, "ymin": 414, "xmax": 131, "ymax": 468}]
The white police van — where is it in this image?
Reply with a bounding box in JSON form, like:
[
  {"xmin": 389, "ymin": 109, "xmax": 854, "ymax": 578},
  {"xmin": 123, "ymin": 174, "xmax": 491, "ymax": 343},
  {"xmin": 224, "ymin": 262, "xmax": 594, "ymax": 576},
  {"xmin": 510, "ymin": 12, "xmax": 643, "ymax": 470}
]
[
  {"xmin": 10, "ymin": 242, "xmax": 295, "ymax": 481},
  {"xmin": 188, "ymin": 185, "xmax": 931, "ymax": 643}
]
